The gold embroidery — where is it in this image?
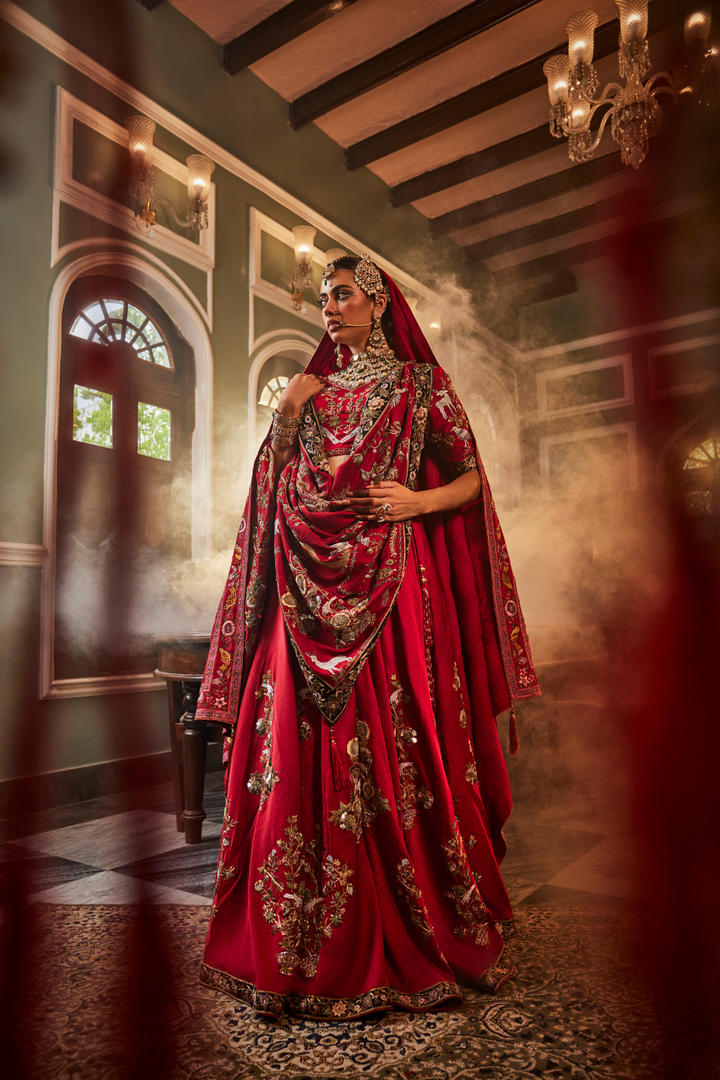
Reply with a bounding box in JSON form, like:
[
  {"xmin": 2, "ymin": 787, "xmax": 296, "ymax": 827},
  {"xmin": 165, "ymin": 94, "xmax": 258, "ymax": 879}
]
[
  {"xmin": 247, "ymin": 672, "xmax": 279, "ymax": 808},
  {"xmin": 442, "ymin": 822, "xmax": 490, "ymax": 946},
  {"xmin": 396, "ymin": 858, "xmax": 434, "ymax": 937},
  {"xmin": 390, "ymin": 675, "xmax": 434, "ymax": 829},
  {"xmin": 254, "ymin": 816, "xmax": 354, "ymax": 979},
  {"xmin": 330, "ymin": 718, "xmax": 390, "ymax": 840},
  {"xmin": 452, "ymin": 661, "xmax": 479, "ymax": 785}
]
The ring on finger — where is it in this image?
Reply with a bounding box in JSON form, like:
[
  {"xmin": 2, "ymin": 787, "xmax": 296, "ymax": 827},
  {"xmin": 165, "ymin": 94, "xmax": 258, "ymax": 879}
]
[{"xmin": 377, "ymin": 502, "xmax": 392, "ymax": 516}]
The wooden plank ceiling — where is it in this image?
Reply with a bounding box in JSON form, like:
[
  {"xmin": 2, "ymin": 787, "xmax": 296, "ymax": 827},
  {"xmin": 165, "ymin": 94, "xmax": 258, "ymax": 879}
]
[{"xmin": 160, "ymin": 0, "xmax": 698, "ymax": 307}]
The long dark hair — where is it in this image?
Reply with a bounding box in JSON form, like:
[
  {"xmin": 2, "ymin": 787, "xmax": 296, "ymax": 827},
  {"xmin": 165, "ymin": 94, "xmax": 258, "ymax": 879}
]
[{"xmin": 325, "ymin": 255, "xmax": 395, "ymax": 349}]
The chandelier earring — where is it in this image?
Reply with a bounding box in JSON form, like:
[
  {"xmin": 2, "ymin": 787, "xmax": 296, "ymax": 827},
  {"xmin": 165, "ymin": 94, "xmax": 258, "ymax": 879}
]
[
  {"xmin": 335, "ymin": 341, "xmax": 343, "ymax": 369},
  {"xmin": 367, "ymin": 311, "xmax": 389, "ymax": 357}
]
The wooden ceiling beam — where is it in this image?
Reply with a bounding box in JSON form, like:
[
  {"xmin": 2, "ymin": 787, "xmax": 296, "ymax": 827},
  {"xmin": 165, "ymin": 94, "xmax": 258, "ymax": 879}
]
[
  {"xmin": 289, "ymin": 0, "xmax": 542, "ymax": 130},
  {"xmin": 223, "ymin": 0, "xmax": 361, "ymax": 76},
  {"xmin": 488, "ymin": 201, "xmax": 719, "ymax": 285},
  {"xmin": 428, "ymin": 152, "xmax": 626, "ymax": 237},
  {"xmin": 513, "ymin": 268, "xmax": 578, "ymax": 307},
  {"xmin": 462, "ymin": 192, "xmax": 632, "ymax": 263},
  {"xmin": 345, "ymin": 0, "xmax": 681, "ymax": 171}
]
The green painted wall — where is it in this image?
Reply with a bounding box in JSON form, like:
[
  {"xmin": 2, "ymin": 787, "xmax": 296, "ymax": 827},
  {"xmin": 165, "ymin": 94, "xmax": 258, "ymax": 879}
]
[{"xmin": 0, "ymin": 0, "xmax": 506, "ymax": 782}]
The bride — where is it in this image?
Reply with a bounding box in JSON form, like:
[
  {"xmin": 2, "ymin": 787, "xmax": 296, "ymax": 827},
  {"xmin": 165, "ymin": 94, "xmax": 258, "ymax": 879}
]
[{"xmin": 196, "ymin": 254, "xmax": 539, "ymax": 1018}]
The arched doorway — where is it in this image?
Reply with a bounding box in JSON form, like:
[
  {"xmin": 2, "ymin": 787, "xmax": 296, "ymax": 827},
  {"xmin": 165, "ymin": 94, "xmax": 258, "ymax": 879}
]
[
  {"xmin": 54, "ymin": 275, "xmax": 196, "ymax": 680},
  {"xmin": 665, "ymin": 416, "xmax": 720, "ymax": 554}
]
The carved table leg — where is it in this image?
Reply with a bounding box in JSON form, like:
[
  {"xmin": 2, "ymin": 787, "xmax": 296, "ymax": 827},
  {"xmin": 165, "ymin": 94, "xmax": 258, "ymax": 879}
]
[{"xmin": 180, "ymin": 680, "xmax": 207, "ymax": 844}]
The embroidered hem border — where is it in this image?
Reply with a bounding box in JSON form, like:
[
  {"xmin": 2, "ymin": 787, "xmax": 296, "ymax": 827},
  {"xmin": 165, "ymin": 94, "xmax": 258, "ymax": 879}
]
[{"xmin": 199, "ymin": 963, "xmax": 463, "ymax": 1018}]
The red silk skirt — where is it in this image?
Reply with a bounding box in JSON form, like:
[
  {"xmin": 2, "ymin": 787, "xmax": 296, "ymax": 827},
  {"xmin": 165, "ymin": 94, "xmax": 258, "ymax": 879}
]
[{"xmin": 200, "ymin": 522, "xmax": 514, "ymax": 1019}]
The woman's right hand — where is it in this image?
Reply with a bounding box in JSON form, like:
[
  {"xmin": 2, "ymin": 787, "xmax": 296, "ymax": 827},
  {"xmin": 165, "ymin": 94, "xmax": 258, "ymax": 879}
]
[{"xmin": 275, "ymin": 372, "xmax": 327, "ymax": 417}]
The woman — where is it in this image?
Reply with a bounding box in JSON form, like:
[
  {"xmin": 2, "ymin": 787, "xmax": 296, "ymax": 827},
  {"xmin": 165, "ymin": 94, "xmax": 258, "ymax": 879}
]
[{"xmin": 196, "ymin": 255, "xmax": 539, "ymax": 1019}]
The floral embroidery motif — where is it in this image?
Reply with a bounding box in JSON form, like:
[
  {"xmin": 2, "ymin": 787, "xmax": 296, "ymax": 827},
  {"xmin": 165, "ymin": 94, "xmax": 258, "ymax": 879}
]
[
  {"xmin": 247, "ymin": 672, "xmax": 279, "ymax": 808},
  {"xmin": 296, "ymin": 686, "xmax": 314, "ymax": 742},
  {"xmin": 442, "ymin": 822, "xmax": 491, "ymax": 947},
  {"xmin": 254, "ymin": 816, "xmax": 354, "ymax": 979},
  {"xmin": 396, "ymin": 858, "xmax": 434, "ymax": 937},
  {"xmin": 389, "ymin": 675, "xmax": 434, "ymax": 829},
  {"xmin": 211, "ymin": 803, "xmax": 240, "ymax": 918},
  {"xmin": 452, "ymin": 662, "xmax": 479, "ymax": 786},
  {"xmin": 330, "ymin": 717, "xmax": 390, "ymax": 840}
]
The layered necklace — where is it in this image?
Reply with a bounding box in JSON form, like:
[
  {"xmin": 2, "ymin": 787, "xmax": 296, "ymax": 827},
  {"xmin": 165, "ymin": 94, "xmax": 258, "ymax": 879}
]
[{"xmin": 328, "ymin": 318, "xmax": 402, "ymax": 391}]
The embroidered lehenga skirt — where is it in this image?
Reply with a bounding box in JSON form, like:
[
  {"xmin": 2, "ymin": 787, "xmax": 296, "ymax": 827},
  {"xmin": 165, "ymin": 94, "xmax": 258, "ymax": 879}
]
[{"xmin": 200, "ymin": 521, "xmax": 516, "ymax": 1019}]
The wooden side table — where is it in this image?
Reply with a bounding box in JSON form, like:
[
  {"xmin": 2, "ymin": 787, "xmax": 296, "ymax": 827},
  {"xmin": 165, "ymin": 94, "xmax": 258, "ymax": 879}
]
[{"xmin": 153, "ymin": 633, "xmax": 223, "ymax": 845}]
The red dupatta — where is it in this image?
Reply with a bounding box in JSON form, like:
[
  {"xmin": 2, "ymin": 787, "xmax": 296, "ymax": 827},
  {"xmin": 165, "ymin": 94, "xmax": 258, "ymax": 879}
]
[{"xmin": 196, "ymin": 273, "xmax": 540, "ymax": 727}]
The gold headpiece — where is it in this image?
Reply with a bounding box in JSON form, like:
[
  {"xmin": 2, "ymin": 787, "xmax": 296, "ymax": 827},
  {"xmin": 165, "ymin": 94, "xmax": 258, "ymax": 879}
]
[
  {"xmin": 322, "ymin": 253, "xmax": 386, "ymax": 299},
  {"xmin": 354, "ymin": 253, "xmax": 384, "ymax": 297}
]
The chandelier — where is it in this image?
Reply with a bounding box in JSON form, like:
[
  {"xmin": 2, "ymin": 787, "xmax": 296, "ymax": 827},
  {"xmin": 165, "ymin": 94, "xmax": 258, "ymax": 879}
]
[
  {"xmin": 124, "ymin": 115, "xmax": 215, "ymax": 232},
  {"xmin": 543, "ymin": 1, "xmax": 681, "ymax": 169}
]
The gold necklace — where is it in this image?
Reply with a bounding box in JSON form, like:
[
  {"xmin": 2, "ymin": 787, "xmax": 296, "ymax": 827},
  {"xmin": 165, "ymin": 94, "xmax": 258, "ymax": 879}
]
[{"xmin": 327, "ymin": 347, "xmax": 400, "ymax": 390}]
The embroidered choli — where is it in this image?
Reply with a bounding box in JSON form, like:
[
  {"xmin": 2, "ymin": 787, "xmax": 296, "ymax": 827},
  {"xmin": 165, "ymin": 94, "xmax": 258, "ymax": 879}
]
[{"xmin": 315, "ymin": 366, "xmax": 478, "ymax": 476}]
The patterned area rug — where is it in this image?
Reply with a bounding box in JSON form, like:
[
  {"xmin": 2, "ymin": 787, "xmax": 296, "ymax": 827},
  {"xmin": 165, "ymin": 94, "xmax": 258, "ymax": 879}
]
[{"xmin": 24, "ymin": 904, "xmax": 668, "ymax": 1079}]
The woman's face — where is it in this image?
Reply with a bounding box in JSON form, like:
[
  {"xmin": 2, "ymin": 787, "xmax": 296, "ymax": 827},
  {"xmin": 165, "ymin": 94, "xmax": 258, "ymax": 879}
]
[{"xmin": 318, "ymin": 269, "xmax": 386, "ymax": 355}]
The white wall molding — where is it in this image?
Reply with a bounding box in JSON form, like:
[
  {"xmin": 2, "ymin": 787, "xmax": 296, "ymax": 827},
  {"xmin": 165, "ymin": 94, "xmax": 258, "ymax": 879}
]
[
  {"xmin": 524, "ymin": 308, "xmax": 720, "ymax": 361},
  {"xmin": 648, "ymin": 332, "xmax": 720, "ymax": 400},
  {"xmin": 536, "ymin": 354, "xmax": 634, "ymax": 420},
  {"xmin": 0, "ymin": 542, "xmax": 47, "ymax": 567},
  {"xmin": 540, "ymin": 421, "xmax": 639, "ymax": 498},
  {"xmin": 40, "ymin": 251, "xmax": 214, "ymax": 700},
  {"xmin": 48, "ymin": 673, "xmax": 162, "ymax": 700}
]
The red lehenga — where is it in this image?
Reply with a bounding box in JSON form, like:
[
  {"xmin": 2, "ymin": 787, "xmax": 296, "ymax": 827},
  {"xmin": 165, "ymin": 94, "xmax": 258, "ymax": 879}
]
[{"xmin": 196, "ymin": 277, "xmax": 539, "ymax": 1019}]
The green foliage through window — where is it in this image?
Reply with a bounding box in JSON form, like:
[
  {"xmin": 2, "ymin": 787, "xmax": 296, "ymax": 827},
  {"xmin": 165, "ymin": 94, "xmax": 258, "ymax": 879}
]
[
  {"xmin": 138, "ymin": 402, "xmax": 172, "ymax": 460},
  {"xmin": 73, "ymin": 385, "xmax": 113, "ymax": 448}
]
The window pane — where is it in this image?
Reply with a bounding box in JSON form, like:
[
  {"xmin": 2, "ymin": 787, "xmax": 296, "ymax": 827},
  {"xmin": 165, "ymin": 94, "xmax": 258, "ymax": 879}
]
[
  {"xmin": 69, "ymin": 315, "xmax": 92, "ymax": 339},
  {"xmin": 138, "ymin": 402, "xmax": 172, "ymax": 460},
  {"xmin": 126, "ymin": 304, "xmax": 148, "ymax": 329},
  {"xmin": 152, "ymin": 344, "xmax": 171, "ymax": 368},
  {"xmin": 104, "ymin": 301, "xmax": 125, "ymax": 320},
  {"xmin": 144, "ymin": 322, "xmax": 162, "ymax": 346},
  {"xmin": 73, "ymin": 385, "xmax": 113, "ymax": 448},
  {"xmin": 259, "ymin": 375, "xmax": 289, "ymax": 407}
]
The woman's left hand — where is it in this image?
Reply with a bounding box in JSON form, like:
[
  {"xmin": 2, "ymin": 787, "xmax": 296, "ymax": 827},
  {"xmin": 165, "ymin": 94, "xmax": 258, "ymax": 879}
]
[{"xmin": 339, "ymin": 480, "xmax": 426, "ymax": 522}]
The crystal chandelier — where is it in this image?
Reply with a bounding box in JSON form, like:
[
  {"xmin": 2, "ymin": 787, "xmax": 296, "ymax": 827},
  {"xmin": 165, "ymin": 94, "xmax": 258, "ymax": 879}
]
[
  {"xmin": 543, "ymin": 1, "xmax": 679, "ymax": 169},
  {"xmin": 124, "ymin": 115, "xmax": 215, "ymax": 232}
]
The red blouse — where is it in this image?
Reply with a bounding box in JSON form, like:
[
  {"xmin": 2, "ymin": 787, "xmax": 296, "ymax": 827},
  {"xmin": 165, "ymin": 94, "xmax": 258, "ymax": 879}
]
[{"xmin": 314, "ymin": 366, "xmax": 478, "ymax": 477}]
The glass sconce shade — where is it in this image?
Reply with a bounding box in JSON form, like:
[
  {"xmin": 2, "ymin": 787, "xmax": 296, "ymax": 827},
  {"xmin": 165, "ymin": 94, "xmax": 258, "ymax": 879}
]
[
  {"xmin": 566, "ymin": 10, "xmax": 599, "ymax": 64},
  {"xmin": 426, "ymin": 308, "xmax": 442, "ymax": 335},
  {"xmin": 324, "ymin": 247, "xmax": 347, "ymax": 262},
  {"xmin": 544, "ymin": 55, "xmax": 572, "ymax": 103},
  {"xmin": 569, "ymin": 98, "xmax": 592, "ymax": 130},
  {"xmin": 124, "ymin": 115, "xmax": 156, "ymax": 169},
  {"xmin": 684, "ymin": 6, "xmax": 712, "ymax": 42},
  {"xmin": 616, "ymin": 0, "xmax": 649, "ymax": 44},
  {"xmin": 186, "ymin": 154, "xmax": 215, "ymax": 202},
  {"xmin": 292, "ymin": 225, "xmax": 317, "ymax": 265}
]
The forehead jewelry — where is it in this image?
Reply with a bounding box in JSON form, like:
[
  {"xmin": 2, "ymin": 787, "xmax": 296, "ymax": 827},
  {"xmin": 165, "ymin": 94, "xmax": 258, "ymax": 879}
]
[{"xmin": 322, "ymin": 254, "xmax": 388, "ymax": 302}]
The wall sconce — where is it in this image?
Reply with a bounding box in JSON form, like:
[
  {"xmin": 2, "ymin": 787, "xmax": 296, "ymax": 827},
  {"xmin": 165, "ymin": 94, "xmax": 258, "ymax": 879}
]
[
  {"xmin": 124, "ymin": 115, "xmax": 215, "ymax": 233},
  {"xmin": 679, "ymin": 4, "xmax": 720, "ymax": 106},
  {"xmin": 324, "ymin": 247, "xmax": 348, "ymax": 263},
  {"xmin": 290, "ymin": 225, "xmax": 317, "ymax": 309}
]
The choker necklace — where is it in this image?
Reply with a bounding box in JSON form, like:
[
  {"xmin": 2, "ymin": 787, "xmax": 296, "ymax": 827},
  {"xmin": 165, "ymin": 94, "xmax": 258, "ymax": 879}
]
[
  {"xmin": 328, "ymin": 346, "xmax": 400, "ymax": 390},
  {"xmin": 328, "ymin": 315, "xmax": 401, "ymax": 389}
]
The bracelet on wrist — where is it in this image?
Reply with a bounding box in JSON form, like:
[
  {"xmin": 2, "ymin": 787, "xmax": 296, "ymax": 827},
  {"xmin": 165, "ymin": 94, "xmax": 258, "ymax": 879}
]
[{"xmin": 271, "ymin": 410, "xmax": 300, "ymax": 448}]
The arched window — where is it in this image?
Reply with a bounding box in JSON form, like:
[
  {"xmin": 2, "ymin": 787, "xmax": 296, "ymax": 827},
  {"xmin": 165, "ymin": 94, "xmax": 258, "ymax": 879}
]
[
  {"xmin": 55, "ymin": 276, "xmax": 196, "ymax": 682},
  {"xmin": 69, "ymin": 299, "xmax": 172, "ymax": 368},
  {"xmin": 259, "ymin": 375, "xmax": 291, "ymax": 410},
  {"xmin": 255, "ymin": 356, "xmax": 305, "ymax": 441},
  {"xmin": 666, "ymin": 420, "xmax": 720, "ymax": 551},
  {"xmin": 473, "ymin": 395, "xmax": 499, "ymax": 443}
]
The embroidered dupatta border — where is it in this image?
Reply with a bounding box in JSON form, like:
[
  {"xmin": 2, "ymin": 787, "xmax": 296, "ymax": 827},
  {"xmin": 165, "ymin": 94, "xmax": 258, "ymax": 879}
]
[
  {"xmin": 480, "ymin": 465, "xmax": 540, "ymax": 701},
  {"xmin": 283, "ymin": 363, "xmax": 434, "ymax": 724}
]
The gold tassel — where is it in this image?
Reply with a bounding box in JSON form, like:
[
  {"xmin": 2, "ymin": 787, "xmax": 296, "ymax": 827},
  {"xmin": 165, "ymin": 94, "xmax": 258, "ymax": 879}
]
[{"xmin": 509, "ymin": 703, "xmax": 520, "ymax": 756}]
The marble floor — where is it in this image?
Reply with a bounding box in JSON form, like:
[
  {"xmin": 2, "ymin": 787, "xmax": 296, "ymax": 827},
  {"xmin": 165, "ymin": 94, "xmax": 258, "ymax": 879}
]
[{"xmin": 0, "ymin": 771, "xmax": 635, "ymax": 909}]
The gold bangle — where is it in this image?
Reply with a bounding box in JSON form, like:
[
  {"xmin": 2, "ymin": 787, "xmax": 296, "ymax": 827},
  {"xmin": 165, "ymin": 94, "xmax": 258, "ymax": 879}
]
[{"xmin": 272, "ymin": 410, "xmax": 299, "ymax": 447}]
